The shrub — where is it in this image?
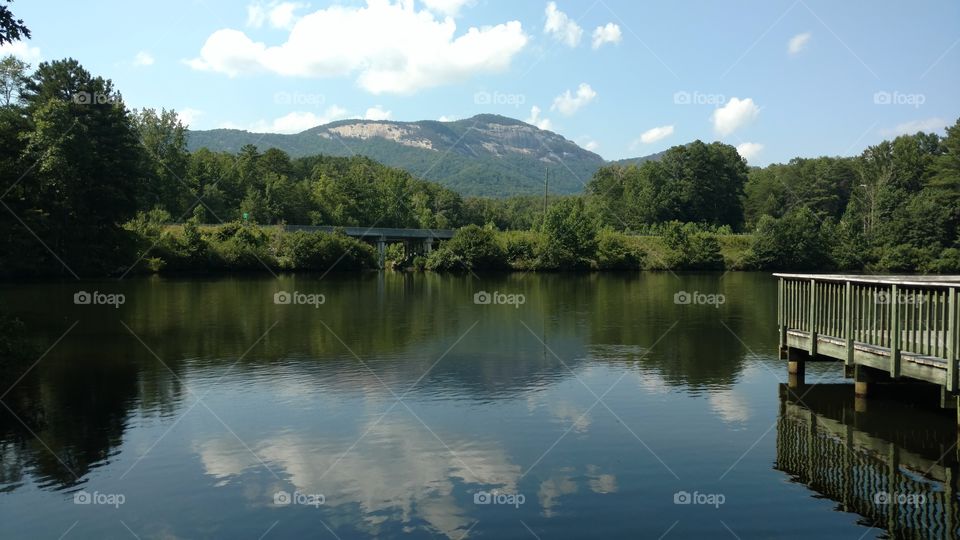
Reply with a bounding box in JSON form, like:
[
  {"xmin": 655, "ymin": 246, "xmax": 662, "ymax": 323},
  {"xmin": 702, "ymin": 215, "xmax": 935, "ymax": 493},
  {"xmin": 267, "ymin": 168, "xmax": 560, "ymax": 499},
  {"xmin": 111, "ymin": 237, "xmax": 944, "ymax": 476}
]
[
  {"xmin": 538, "ymin": 198, "xmax": 598, "ymax": 269},
  {"xmin": 748, "ymin": 208, "xmax": 834, "ymax": 270},
  {"xmin": 442, "ymin": 225, "xmax": 506, "ymax": 270},
  {"xmin": 425, "ymin": 246, "xmax": 465, "ymax": 271},
  {"xmin": 596, "ymin": 228, "xmax": 645, "ymax": 270}
]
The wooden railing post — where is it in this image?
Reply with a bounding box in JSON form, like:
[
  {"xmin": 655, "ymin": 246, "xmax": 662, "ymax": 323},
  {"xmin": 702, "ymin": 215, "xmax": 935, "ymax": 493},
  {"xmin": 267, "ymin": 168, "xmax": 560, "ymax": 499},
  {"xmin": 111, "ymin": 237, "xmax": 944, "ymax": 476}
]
[
  {"xmin": 890, "ymin": 284, "xmax": 901, "ymax": 378},
  {"xmin": 845, "ymin": 281, "xmax": 854, "ymax": 366},
  {"xmin": 809, "ymin": 279, "xmax": 818, "ymax": 356},
  {"xmin": 948, "ymin": 286, "xmax": 957, "ymax": 393},
  {"xmin": 779, "ymin": 278, "xmax": 787, "ymax": 350}
]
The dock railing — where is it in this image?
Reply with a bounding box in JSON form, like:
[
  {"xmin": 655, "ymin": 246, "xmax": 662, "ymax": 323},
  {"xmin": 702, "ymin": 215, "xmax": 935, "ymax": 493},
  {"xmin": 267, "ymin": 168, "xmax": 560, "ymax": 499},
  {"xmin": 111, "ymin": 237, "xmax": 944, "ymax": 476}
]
[{"xmin": 775, "ymin": 274, "xmax": 960, "ymax": 390}]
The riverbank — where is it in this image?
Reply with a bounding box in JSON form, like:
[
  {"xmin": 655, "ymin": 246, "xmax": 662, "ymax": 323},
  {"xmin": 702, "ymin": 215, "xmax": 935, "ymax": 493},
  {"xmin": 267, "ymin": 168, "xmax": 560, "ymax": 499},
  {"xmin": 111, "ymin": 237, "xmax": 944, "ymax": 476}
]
[{"xmin": 117, "ymin": 220, "xmax": 754, "ymax": 275}]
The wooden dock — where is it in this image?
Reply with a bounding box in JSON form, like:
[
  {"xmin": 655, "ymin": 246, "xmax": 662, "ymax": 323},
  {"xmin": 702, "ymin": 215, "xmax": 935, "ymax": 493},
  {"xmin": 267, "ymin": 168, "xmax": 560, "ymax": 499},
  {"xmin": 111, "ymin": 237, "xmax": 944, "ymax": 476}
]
[{"xmin": 775, "ymin": 274, "xmax": 960, "ymax": 413}]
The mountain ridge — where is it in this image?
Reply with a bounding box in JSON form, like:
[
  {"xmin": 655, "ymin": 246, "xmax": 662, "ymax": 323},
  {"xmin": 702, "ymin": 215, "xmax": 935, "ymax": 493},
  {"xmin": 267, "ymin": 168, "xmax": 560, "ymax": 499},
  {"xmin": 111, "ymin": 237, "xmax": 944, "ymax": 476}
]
[{"xmin": 186, "ymin": 114, "xmax": 661, "ymax": 197}]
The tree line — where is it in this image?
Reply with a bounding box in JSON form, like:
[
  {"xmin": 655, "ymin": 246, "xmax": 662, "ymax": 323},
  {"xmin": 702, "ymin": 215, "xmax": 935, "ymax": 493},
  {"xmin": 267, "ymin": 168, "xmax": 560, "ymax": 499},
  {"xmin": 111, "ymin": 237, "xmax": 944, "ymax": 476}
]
[{"xmin": 0, "ymin": 55, "xmax": 957, "ymax": 276}]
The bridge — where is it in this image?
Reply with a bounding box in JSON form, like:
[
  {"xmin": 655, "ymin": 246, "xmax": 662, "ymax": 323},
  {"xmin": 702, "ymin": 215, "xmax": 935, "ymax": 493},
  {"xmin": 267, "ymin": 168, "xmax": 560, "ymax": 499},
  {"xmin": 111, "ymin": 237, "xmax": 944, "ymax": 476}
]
[
  {"xmin": 776, "ymin": 274, "xmax": 960, "ymax": 417},
  {"xmin": 284, "ymin": 225, "xmax": 455, "ymax": 268}
]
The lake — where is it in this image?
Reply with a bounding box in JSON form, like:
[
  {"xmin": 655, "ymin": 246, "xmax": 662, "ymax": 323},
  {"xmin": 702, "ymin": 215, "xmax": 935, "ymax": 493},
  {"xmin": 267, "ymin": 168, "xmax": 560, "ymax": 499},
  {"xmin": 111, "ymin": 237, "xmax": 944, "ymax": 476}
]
[{"xmin": 0, "ymin": 272, "xmax": 956, "ymax": 539}]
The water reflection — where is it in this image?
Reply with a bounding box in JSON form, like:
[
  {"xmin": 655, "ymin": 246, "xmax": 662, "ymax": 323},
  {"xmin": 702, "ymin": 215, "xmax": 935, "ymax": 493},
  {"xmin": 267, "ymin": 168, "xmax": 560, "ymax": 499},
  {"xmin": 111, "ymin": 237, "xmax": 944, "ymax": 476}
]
[{"xmin": 776, "ymin": 384, "xmax": 960, "ymax": 539}]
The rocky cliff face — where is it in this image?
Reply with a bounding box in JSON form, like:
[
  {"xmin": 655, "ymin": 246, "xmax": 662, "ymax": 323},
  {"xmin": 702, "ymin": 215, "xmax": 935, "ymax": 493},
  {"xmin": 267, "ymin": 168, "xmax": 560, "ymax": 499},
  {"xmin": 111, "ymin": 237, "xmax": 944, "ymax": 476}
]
[{"xmin": 187, "ymin": 114, "xmax": 622, "ymax": 196}]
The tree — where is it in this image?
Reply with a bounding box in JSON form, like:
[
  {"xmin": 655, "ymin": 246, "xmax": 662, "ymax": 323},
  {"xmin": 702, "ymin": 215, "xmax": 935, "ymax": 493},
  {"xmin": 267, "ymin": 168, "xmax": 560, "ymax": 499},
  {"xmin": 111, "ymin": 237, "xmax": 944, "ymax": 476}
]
[
  {"xmin": 0, "ymin": 54, "xmax": 28, "ymax": 106},
  {"xmin": 0, "ymin": 0, "xmax": 29, "ymax": 45},
  {"xmin": 539, "ymin": 197, "xmax": 598, "ymax": 268},
  {"xmin": 133, "ymin": 108, "xmax": 190, "ymax": 215}
]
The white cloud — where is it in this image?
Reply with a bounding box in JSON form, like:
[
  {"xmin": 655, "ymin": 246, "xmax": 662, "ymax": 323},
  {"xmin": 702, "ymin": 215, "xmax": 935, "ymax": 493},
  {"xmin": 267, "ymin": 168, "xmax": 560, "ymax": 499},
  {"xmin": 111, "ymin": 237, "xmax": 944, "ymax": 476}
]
[
  {"xmin": 544, "ymin": 2, "xmax": 582, "ymax": 47},
  {"xmin": 638, "ymin": 124, "xmax": 674, "ymax": 144},
  {"xmin": 421, "ymin": 0, "xmax": 473, "ymax": 17},
  {"xmin": 711, "ymin": 97, "xmax": 760, "ymax": 136},
  {"xmin": 0, "ymin": 41, "xmax": 41, "ymax": 63},
  {"xmin": 363, "ymin": 105, "xmax": 392, "ymax": 120},
  {"xmin": 237, "ymin": 105, "xmax": 350, "ymax": 133},
  {"xmin": 133, "ymin": 51, "xmax": 155, "ymax": 67},
  {"xmin": 189, "ymin": 1, "xmax": 529, "ymax": 95},
  {"xmin": 247, "ymin": 1, "xmax": 306, "ymax": 29},
  {"xmin": 526, "ymin": 105, "xmax": 552, "ymax": 130},
  {"xmin": 177, "ymin": 108, "xmax": 203, "ymax": 127},
  {"xmin": 591, "ymin": 23, "xmax": 621, "ymax": 50},
  {"xmin": 438, "ymin": 115, "xmax": 457, "ymax": 122},
  {"xmin": 583, "ymin": 140, "xmax": 599, "ymax": 151},
  {"xmin": 551, "ymin": 82, "xmax": 596, "ymax": 116},
  {"xmin": 736, "ymin": 142, "xmax": 764, "ymax": 161},
  {"xmin": 880, "ymin": 117, "xmax": 949, "ymax": 136},
  {"xmin": 787, "ymin": 32, "xmax": 811, "ymax": 55}
]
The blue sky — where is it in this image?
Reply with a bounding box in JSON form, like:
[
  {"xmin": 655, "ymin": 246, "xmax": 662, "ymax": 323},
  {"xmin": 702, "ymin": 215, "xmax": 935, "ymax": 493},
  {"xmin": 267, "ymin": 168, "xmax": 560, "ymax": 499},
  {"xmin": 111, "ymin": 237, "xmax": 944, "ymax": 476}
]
[{"xmin": 2, "ymin": 0, "xmax": 958, "ymax": 164}]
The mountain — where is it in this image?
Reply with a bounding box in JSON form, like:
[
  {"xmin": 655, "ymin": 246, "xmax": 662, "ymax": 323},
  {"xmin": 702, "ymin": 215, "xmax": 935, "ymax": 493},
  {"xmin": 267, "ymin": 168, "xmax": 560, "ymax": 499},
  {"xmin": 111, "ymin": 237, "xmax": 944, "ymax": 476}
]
[{"xmin": 186, "ymin": 114, "xmax": 658, "ymax": 197}]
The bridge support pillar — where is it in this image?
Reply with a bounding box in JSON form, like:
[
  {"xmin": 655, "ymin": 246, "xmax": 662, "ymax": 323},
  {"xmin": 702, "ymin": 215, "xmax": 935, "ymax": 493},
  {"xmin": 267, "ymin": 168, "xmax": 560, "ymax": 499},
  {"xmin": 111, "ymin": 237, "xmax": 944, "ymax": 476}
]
[
  {"xmin": 787, "ymin": 347, "xmax": 805, "ymax": 388},
  {"xmin": 854, "ymin": 364, "xmax": 881, "ymax": 397},
  {"xmin": 376, "ymin": 236, "xmax": 386, "ymax": 269},
  {"xmin": 423, "ymin": 237, "xmax": 433, "ymax": 254}
]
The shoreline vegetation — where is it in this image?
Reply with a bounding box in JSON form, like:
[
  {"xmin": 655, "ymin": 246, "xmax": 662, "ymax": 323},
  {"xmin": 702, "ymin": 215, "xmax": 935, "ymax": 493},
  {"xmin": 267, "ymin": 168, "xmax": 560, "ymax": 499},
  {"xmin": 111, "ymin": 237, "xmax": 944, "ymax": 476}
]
[{"xmin": 1, "ymin": 58, "xmax": 958, "ymax": 279}]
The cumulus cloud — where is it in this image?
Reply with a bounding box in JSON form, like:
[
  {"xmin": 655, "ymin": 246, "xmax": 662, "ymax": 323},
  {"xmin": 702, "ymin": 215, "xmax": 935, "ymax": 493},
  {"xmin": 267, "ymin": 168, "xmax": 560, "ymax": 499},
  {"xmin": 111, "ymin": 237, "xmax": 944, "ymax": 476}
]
[
  {"xmin": 880, "ymin": 117, "xmax": 949, "ymax": 136},
  {"xmin": 591, "ymin": 23, "xmax": 621, "ymax": 49},
  {"xmin": 526, "ymin": 105, "xmax": 552, "ymax": 130},
  {"xmin": 177, "ymin": 108, "xmax": 203, "ymax": 127},
  {"xmin": 544, "ymin": 2, "xmax": 582, "ymax": 47},
  {"xmin": 189, "ymin": 0, "xmax": 529, "ymax": 95},
  {"xmin": 231, "ymin": 105, "xmax": 350, "ymax": 133},
  {"xmin": 247, "ymin": 1, "xmax": 307, "ymax": 29},
  {"xmin": 736, "ymin": 142, "xmax": 763, "ymax": 161},
  {"xmin": 0, "ymin": 41, "xmax": 41, "ymax": 63},
  {"xmin": 363, "ymin": 105, "xmax": 392, "ymax": 120},
  {"xmin": 438, "ymin": 115, "xmax": 457, "ymax": 122},
  {"xmin": 638, "ymin": 124, "xmax": 674, "ymax": 144},
  {"xmin": 551, "ymin": 83, "xmax": 596, "ymax": 116},
  {"xmin": 421, "ymin": 0, "xmax": 474, "ymax": 17},
  {"xmin": 711, "ymin": 97, "xmax": 760, "ymax": 136},
  {"xmin": 787, "ymin": 32, "xmax": 811, "ymax": 55},
  {"xmin": 133, "ymin": 51, "xmax": 155, "ymax": 67},
  {"xmin": 583, "ymin": 140, "xmax": 599, "ymax": 151}
]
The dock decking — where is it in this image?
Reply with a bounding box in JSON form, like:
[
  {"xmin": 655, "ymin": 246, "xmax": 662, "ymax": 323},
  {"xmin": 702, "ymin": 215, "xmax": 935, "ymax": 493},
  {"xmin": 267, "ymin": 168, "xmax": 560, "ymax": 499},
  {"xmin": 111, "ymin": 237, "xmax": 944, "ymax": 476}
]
[{"xmin": 775, "ymin": 274, "xmax": 960, "ymax": 407}]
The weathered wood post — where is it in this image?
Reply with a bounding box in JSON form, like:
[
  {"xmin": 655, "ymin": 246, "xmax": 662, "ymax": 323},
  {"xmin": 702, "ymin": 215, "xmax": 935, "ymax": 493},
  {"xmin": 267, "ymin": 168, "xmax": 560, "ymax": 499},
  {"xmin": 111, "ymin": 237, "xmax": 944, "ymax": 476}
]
[
  {"xmin": 809, "ymin": 279, "xmax": 818, "ymax": 357},
  {"xmin": 845, "ymin": 281, "xmax": 854, "ymax": 368},
  {"xmin": 890, "ymin": 284, "xmax": 901, "ymax": 378},
  {"xmin": 948, "ymin": 286, "xmax": 958, "ymax": 419},
  {"xmin": 779, "ymin": 277, "xmax": 787, "ymax": 358}
]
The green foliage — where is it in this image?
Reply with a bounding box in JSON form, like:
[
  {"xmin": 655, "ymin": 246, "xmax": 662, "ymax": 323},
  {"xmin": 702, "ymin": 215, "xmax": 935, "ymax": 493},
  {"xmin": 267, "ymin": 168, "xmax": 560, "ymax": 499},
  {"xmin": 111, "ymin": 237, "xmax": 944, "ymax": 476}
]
[
  {"xmin": 588, "ymin": 140, "xmax": 749, "ymax": 231},
  {"xmin": 424, "ymin": 246, "xmax": 465, "ymax": 272},
  {"xmin": 748, "ymin": 208, "xmax": 835, "ymax": 271},
  {"xmin": 276, "ymin": 230, "xmax": 375, "ymax": 271},
  {"xmin": 437, "ymin": 224, "xmax": 505, "ymax": 270},
  {"xmin": 500, "ymin": 230, "xmax": 541, "ymax": 269},
  {"xmin": 662, "ymin": 222, "xmax": 724, "ymax": 270},
  {"xmin": 538, "ymin": 198, "xmax": 598, "ymax": 269},
  {"xmin": 596, "ymin": 228, "xmax": 645, "ymax": 270}
]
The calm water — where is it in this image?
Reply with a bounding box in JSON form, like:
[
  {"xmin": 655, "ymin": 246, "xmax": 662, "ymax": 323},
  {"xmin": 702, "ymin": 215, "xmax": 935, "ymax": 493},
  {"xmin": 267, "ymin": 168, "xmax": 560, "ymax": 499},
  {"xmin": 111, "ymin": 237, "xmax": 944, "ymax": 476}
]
[{"xmin": 0, "ymin": 272, "xmax": 957, "ymax": 539}]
